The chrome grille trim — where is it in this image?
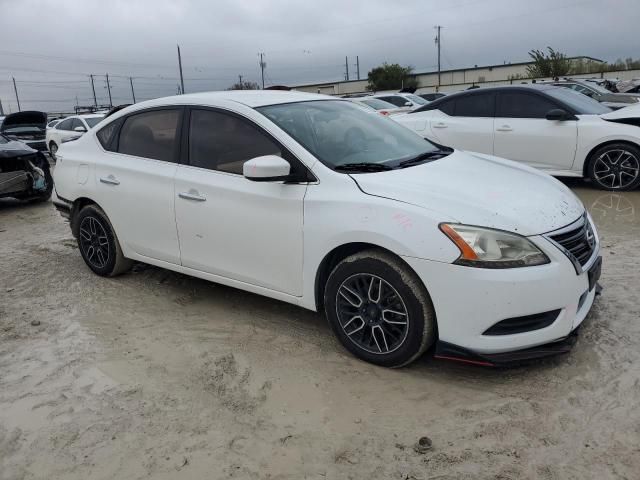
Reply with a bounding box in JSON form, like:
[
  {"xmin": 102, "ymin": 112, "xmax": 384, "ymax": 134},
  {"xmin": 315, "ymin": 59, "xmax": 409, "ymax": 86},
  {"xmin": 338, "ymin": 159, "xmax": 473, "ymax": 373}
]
[{"xmin": 544, "ymin": 212, "xmax": 599, "ymax": 274}]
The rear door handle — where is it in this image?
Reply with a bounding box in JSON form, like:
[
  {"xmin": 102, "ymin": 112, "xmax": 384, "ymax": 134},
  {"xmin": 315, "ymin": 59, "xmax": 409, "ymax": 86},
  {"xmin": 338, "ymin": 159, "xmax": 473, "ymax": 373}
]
[
  {"xmin": 179, "ymin": 191, "xmax": 207, "ymax": 202},
  {"xmin": 496, "ymin": 125, "xmax": 513, "ymax": 132},
  {"xmin": 433, "ymin": 122, "xmax": 448, "ymax": 128},
  {"xmin": 99, "ymin": 175, "xmax": 120, "ymax": 185}
]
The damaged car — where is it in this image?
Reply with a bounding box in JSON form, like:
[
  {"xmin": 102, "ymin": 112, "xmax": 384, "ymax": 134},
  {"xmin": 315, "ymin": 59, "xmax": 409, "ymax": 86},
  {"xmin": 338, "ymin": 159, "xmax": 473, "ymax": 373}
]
[
  {"xmin": 0, "ymin": 134, "xmax": 53, "ymax": 202},
  {"xmin": 0, "ymin": 111, "xmax": 48, "ymax": 152}
]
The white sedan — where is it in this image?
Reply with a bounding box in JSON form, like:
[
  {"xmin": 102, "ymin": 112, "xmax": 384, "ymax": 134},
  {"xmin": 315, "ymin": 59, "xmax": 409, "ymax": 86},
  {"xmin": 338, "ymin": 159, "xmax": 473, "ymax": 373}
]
[
  {"xmin": 393, "ymin": 85, "xmax": 640, "ymax": 190},
  {"xmin": 46, "ymin": 114, "xmax": 104, "ymax": 159},
  {"xmin": 52, "ymin": 91, "xmax": 601, "ymax": 367}
]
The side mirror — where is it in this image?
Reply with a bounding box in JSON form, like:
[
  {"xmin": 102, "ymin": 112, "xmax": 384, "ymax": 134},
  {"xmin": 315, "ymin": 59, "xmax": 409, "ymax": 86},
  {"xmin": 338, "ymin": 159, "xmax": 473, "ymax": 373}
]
[
  {"xmin": 545, "ymin": 109, "xmax": 575, "ymax": 121},
  {"xmin": 243, "ymin": 155, "xmax": 291, "ymax": 182},
  {"xmin": 74, "ymin": 126, "xmax": 87, "ymax": 132},
  {"xmin": 404, "ymin": 101, "xmax": 412, "ymax": 106}
]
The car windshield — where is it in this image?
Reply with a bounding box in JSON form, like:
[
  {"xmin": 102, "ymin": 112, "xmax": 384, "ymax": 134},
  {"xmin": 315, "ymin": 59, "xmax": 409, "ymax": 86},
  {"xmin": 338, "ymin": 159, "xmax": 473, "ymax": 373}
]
[
  {"xmin": 546, "ymin": 87, "xmax": 611, "ymax": 115},
  {"xmin": 404, "ymin": 94, "xmax": 428, "ymax": 105},
  {"xmin": 582, "ymin": 82, "xmax": 611, "ymax": 94},
  {"xmin": 258, "ymin": 100, "xmax": 441, "ymax": 169},
  {"xmin": 0, "ymin": 134, "xmax": 8, "ymax": 144},
  {"xmin": 84, "ymin": 116, "xmax": 104, "ymax": 128},
  {"xmin": 360, "ymin": 98, "xmax": 398, "ymax": 110}
]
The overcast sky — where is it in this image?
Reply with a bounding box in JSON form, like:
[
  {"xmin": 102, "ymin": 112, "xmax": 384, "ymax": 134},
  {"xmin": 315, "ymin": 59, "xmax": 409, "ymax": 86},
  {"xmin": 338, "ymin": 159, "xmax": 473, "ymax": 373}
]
[{"xmin": 1, "ymin": 0, "xmax": 638, "ymax": 113}]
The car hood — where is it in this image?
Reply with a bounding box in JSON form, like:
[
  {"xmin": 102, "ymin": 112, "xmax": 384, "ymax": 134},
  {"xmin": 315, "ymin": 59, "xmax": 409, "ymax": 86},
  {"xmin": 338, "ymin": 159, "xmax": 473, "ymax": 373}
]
[
  {"xmin": 600, "ymin": 103, "xmax": 640, "ymax": 119},
  {"xmin": 0, "ymin": 138, "xmax": 36, "ymax": 158},
  {"xmin": 350, "ymin": 150, "xmax": 584, "ymax": 236},
  {"xmin": 0, "ymin": 111, "xmax": 47, "ymax": 131}
]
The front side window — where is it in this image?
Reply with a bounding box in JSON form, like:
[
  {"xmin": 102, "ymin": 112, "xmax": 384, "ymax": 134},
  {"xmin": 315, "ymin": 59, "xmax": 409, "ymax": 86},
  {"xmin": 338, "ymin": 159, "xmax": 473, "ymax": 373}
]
[
  {"xmin": 188, "ymin": 109, "xmax": 281, "ymax": 174},
  {"xmin": 496, "ymin": 92, "xmax": 557, "ymax": 118},
  {"xmin": 378, "ymin": 96, "xmax": 409, "ymax": 107},
  {"xmin": 454, "ymin": 93, "xmax": 494, "ymax": 117},
  {"xmin": 56, "ymin": 118, "xmax": 74, "ymax": 131},
  {"xmin": 71, "ymin": 118, "xmax": 85, "ymax": 131},
  {"xmin": 117, "ymin": 109, "xmax": 180, "ymax": 162},
  {"xmin": 258, "ymin": 100, "xmax": 441, "ymax": 169}
]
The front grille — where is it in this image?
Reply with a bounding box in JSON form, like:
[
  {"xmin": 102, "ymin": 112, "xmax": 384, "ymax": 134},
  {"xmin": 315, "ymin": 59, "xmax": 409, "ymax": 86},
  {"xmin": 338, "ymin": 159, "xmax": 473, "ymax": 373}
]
[
  {"xmin": 549, "ymin": 215, "xmax": 596, "ymax": 269},
  {"xmin": 483, "ymin": 309, "xmax": 561, "ymax": 336}
]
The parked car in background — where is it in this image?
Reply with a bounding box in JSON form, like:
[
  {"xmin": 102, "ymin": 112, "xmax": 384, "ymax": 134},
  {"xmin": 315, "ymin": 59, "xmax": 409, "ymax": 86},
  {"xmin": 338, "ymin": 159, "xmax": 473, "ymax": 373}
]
[
  {"xmin": 46, "ymin": 114, "xmax": 104, "ymax": 159},
  {"xmin": 53, "ymin": 91, "xmax": 601, "ymax": 368},
  {"xmin": 47, "ymin": 118, "xmax": 63, "ymax": 129},
  {"xmin": 418, "ymin": 92, "xmax": 447, "ymax": 102},
  {"xmin": 546, "ymin": 79, "xmax": 640, "ymax": 110},
  {"xmin": 347, "ymin": 96, "xmax": 409, "ymax": 115},
  {"xmin": 0, "ymin": 111, "xmax": 48, "ymax": 152},
  {"xmin": 0, "ymin": 133, "xmax": 52, "ymax": 202},
  {"xmin": 372, "ymin": 92, "xmax": 428, "ymax": 110},
  {"xmin": 393, "ymin": 85, "xmax": 640, "ymax": 190}
]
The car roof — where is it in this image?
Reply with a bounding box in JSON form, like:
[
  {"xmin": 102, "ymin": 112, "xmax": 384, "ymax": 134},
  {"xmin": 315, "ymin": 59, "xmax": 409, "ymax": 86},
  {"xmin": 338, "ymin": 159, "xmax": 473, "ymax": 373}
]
[{"xmin": 136, "ymin": 90, "xmax": 332, "ymax": 109}]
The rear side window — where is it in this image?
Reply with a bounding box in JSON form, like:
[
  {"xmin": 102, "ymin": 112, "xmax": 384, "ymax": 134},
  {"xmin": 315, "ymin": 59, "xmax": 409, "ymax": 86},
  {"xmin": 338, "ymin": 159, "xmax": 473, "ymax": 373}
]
[
  {"xmin": 188, "ymin": 109, "xmax": 281, "ymax": 174},
  {"xmin": 496, "ymin": 92, "xmax": 557, "ymax": 119},
  {"xmin": 454, "ymin": 93, "xmax": 494, "ymax": 117},
  {"xmin": 96, "ymin": 121, "xmax": 120, "ymax": 150},
  {"xmin": 117, "ymin": 109, "xmax": 180, "ymax": 162}
]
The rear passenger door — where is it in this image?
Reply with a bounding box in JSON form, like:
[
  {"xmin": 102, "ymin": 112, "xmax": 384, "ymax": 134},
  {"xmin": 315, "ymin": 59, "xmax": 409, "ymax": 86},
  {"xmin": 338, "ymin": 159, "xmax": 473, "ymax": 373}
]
[
  {"xmin": 93, "ymin": 108, "xmax": 183, "ymax": 264},
  {"xmin": 174, "ymin": 107, "xmax": 307, "ymax": 296},
  {"xmin": 493, "ymin": 91, "xmax": 577, "ymax": 170},
  {"xmin": 428, "ymin": 92, "xmax": 495, "ymax": 154}
]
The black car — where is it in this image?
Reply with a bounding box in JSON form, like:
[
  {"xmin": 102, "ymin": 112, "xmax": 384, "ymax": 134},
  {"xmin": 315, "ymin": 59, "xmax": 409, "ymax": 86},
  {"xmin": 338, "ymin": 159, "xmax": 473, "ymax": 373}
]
[
  {"xmin": 0, "ymin": 134, "xmax": 52, "ymax": 202},
  {"xmin": 0, "ymin": 111, "xmax": 48, "ymax": 152}
]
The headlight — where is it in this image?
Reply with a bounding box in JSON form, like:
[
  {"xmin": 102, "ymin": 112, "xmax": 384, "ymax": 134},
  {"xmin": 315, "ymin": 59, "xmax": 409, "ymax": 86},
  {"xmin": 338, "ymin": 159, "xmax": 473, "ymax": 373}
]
[{"xmin": 439, "ymin": 223, "xmax": 550, "ymax": 268}]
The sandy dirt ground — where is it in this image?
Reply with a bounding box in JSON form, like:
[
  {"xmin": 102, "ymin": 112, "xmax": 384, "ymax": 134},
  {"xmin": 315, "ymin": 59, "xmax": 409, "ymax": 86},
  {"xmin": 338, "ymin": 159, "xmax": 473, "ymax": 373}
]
[{"xmin": 1, "ymin": 179, "xmax": 639, "ymax": 480}]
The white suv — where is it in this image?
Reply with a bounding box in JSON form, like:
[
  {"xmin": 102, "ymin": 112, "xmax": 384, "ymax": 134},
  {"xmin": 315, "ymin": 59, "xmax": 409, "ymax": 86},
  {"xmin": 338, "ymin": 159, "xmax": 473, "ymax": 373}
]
[{"xmin": 52, "ymin": 91, "xmax": 601, "ymax": 367}]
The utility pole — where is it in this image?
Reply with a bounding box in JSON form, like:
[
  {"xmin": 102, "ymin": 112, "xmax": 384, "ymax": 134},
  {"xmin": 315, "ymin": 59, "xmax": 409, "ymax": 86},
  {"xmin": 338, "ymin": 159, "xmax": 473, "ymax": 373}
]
[
  {"xmin": 345, "ymin": 56, "xmax": 349, "ymax": 81},
  {"xmin": 0, "ymin": 98, "xmax": 4, "ymax": 116},
  {"xmin": 177, "ymin": 44, "xmax": 185, "ymax": 94},
  {"xmin": 105, "ymin": 74, "xmax": 112, "ymax": 107},
  {"xmin": 238, "ymin": 74, "xmax": 243, "ymax": 88},
  {"xmin": 434, "ymin": 25, "xmax": 442, "ymax": 89},
  {"xmin": 258, "ymin": 53, "xmax": 266, "ymax": 89},
  {"xmin": 355, "ymin": 56, "xmax": 360, "ymax": 80},
  {"xmin": 12, "ymin": 77, "xmax": 20, "ymax": 111},
  {"xmin": 129, "ymin": 77, "xmax": 136, "ymax": 103},
  {"xmin": 89, "ymin": 74, "xmax": 97, "ymax": 106}
]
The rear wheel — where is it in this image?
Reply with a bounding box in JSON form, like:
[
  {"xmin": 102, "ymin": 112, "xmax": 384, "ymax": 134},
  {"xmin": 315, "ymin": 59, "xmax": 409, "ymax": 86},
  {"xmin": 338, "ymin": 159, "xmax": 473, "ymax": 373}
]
[
  {"xmin": 587, "ymin": 143, "xmax": 640, "ymax": 191},
  {"xmin": 75, "ymin": 205, "xmax": 132, "ymax": 276},
  {"xmin": 324, "ymin": 250, "xmax": 436, "ymax": 368}
]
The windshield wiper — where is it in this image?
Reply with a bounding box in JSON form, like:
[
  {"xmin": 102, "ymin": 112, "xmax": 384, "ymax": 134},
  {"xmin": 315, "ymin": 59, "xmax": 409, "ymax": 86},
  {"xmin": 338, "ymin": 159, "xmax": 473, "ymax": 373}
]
[
  {"xmin": 397, "ymin": 149, "xmax": 452, "ymax": 168},
  {"xmin": 334, "ymin": 162, "xmax": 394, "ymax": 172}
]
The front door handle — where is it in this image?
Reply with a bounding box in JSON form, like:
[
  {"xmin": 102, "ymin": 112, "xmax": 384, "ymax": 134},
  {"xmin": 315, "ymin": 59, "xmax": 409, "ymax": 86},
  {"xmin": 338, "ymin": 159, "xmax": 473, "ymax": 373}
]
[
  {"xmin": 179, "ymin": 190, "xmax": 207, "ymax": 202},
  {"xmin": 496, "ymin": 125, "xmax": 513, "ymax": 132},
  {"xmin": 433, "ymin": 122, "xmax": 448, "ymax": 129},
  {"xmin": 99, "ymin": 175, "xmax": 120, "ymax": 185}
]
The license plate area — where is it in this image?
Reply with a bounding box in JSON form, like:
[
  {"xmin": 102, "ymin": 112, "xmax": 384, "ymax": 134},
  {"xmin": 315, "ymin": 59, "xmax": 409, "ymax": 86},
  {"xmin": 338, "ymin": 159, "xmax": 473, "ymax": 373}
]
[{"xmin": 587, "ymin": 256, "xmax": 602, "ymax": 292}]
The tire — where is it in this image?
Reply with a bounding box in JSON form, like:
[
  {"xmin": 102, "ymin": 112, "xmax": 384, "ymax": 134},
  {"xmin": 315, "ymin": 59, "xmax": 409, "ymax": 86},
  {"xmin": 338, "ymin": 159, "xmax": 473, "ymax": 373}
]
[
  {"xmin": 75, "ymin": 205, "xmax": 132, "ymax": 277},
  {"xmin": 49, "ymin": 141, "xmax": 58, "ymax": 161},
  {"xmin": 586, "ymin": 143, "xmax": 640, "ymax": 191},
  {"xmin": 324, "ymin": 249, "xmax": 436, "ymax": 368}
]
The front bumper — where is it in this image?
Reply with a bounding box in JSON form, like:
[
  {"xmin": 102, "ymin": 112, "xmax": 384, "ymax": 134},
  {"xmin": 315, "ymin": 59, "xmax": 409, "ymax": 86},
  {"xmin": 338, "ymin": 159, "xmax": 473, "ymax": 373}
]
[{"xmin": 402, "ymin": 230, "xmax": 601, "ymax": 359}]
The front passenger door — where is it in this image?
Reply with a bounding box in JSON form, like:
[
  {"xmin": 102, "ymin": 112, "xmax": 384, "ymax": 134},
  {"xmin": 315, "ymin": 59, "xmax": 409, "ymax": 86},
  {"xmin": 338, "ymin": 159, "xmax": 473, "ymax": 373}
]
[
  {"xmin": 174, "ymin": 108, "xmax": 308, "ymax": 296},
  {"xmin": 493, "ymin": 91, "xmax": 577, "ymax": 170}
]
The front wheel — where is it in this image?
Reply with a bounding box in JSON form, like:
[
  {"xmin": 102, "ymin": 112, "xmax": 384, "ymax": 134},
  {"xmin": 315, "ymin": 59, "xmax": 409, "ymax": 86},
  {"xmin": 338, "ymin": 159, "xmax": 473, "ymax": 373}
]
[
  {"xmin": 587, "ymin": 143, "xmax": 640, "ymax": 191},
  {"xmin": 49, "ymin": 141, "xmax": 58, "ymax": 161},
  {"xmin": 324, "ymin": 250, "xmax": 436, "ymax": 368}
]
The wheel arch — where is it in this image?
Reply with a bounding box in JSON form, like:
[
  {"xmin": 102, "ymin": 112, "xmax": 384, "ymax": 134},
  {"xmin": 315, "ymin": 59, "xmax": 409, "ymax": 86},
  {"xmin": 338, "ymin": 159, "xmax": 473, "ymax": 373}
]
[
  {"xmin": 313, "ymin": 242, "xmax": 428, "ymax": 314},
  {"xmin": 583, "ymin": 139, "xmax": 640, "ymax": 177},
  {"xmin": 70, "ymin": 197, "xmax": 100, "ymax": 237}
]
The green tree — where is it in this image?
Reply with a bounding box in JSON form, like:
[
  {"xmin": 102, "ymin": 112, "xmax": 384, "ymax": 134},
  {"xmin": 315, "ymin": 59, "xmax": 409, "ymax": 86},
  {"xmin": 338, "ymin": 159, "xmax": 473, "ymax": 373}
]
[
  {"xmin": 526, "ymin": 47, "xmax": 571, "ymax": 78},
  {"xmin": 227, "ymin": 80, "xmax": 260, "ymax": 90},
  {"xmin": 366, "ymin": 63, "xmax": 418, "ymax": 91}
]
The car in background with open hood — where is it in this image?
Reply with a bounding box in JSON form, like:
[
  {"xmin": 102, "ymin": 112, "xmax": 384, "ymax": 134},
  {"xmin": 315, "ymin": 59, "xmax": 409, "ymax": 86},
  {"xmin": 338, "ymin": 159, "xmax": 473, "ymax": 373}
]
[
  {"xmin": 0, "ymin": 111, "xmax": 48, "ymax": 152},
  {"xmin": 0, "ymin": 133, "xmax": 52, "ymax": 202}
]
